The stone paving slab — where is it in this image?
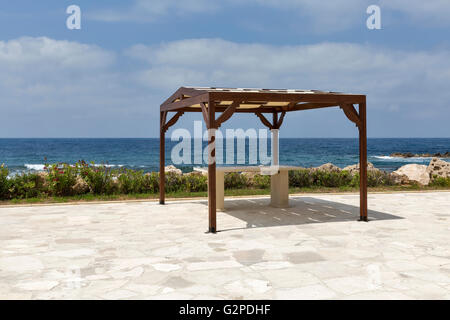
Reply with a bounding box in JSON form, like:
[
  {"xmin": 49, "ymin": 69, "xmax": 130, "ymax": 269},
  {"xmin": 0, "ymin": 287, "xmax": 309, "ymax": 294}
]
[{"xmin": 0, "ymin": 192, "xmax": 449, "ymax": 300}]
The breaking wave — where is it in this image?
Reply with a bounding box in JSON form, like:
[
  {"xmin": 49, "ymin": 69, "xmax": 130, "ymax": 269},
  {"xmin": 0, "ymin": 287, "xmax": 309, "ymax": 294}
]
[
  {"xmin": 24, "ymin": 164, "xmax": 46, "ymax": 171},
  {"xmin": 23, "ymin": 163, "xmax": 125, "ymax": 171},
  {"xmin": 371, "ymin": 156, "xmax": 447, "ymax": 163}
]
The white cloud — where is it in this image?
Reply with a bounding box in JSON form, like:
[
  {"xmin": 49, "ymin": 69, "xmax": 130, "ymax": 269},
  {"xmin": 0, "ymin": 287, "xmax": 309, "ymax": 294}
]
[
  {"xmin": 238, "ymin": 0, "xmax": 366, "ymax": 32},
  {"xmin": 89, "ymin": 0, "xmax": 450, "ymax": 30},
  {"xmin": 0, "ymin": 36, "xmax": 114, "ymax": 69},
  {"xmin": 127, "ymin": 38, "xmax": 450, "ymax": 106},
  {"xmin": 0, "ymin": 37, "xmax": 154, "ymax": 137},
  {"xmin": 1, "ymin": 36, "xmax": 449, "ymax": 137},
  {"xmin": 126, "ymin": 38, "xmax": 450, "ymax": 136},
  {"xmin": 0, "ymin": 37, "xmax": 116, "ymax": 106},
  {"xmin": 89, "ymin": 0, "xmax": 218, "ymax": 22},
  {"xmin": 381, "ymin": 0, "xmax": 450, "ymax": 25},
  {"xmin": 89, "ymin": 0, "xmax": 365, "ymax": 31}
]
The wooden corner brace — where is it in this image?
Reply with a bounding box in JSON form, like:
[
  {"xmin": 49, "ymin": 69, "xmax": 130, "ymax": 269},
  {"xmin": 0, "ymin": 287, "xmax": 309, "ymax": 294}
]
[
  {"xmin": 201, "ymin": 101, "xmax": 239, "ymax": 129},
  {"xmin": 216, "ymin": 101, "xmax": 239, "ymax": 128},
  {"xmin": 161, "ymin": 111, "xmax": 184, "ymax": 133},
  {"xmin": 200, "ymin": 102, "xmax": 209, "ymax": 128},
  {"xmin": 255, "ymin": 111, "xmax": 286, "ymax": 130},
  {"xmin": 340, "ymin": 104, "xmax": 362, "ymax": 128}
]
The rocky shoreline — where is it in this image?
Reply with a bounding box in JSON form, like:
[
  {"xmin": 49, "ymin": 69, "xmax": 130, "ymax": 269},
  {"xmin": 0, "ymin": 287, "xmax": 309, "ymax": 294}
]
[
  {"xmin": 389, "ymin": 152, "xmax": 450, "ymax": 158},
  {"xmin": 2, "ymin": 158, "xmax": 449, "ymax": 201}
]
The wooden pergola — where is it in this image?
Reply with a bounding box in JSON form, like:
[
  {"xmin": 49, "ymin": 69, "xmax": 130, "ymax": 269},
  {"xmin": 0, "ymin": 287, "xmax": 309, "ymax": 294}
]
[{"xmin": 160, "ymin": 87, "xmax": 368, "ymax": 233}]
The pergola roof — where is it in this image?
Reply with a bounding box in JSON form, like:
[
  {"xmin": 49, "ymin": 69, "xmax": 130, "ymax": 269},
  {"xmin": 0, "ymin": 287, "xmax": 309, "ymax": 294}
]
[{"xmin": 161, "ymin": 86, "xmax": 366, "ymax": 114}]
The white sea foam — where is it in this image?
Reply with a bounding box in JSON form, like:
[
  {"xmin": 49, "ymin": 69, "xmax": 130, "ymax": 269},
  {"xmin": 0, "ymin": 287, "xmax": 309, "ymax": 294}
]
[
  {"xmin": 23, "ymin": 163, "xmax": 125, "ymax": 171},
  {"xmin": 24, "ymin": 164, "xmax": 45, "ymax": 171},
  {"xmin": 92, "ymin": 164, "xmax": 124, "ymax": 168}
]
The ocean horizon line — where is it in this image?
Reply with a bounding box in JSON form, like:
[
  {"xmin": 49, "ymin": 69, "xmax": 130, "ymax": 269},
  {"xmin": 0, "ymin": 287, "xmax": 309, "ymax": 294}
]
[{"xmin": 1, "ymin": 137, "xmax": 450, "ymax": 140}]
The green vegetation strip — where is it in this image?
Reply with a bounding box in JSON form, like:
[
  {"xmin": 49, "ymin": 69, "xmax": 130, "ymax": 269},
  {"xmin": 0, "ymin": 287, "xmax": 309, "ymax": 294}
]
[{"xmin": 1, "ymin": 161, "xmax": 449, "ymax": 205}]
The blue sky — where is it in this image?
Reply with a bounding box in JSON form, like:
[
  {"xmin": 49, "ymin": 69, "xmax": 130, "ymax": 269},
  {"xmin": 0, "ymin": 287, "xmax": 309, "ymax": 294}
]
[{"xmin": 1, "ymin": 0, "xmax": 449, "ymax": 138}]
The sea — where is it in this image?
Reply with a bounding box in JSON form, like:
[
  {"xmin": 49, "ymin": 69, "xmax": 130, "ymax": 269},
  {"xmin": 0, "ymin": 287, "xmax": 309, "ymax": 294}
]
[{"xmin": 0, "ymin": 138, "xmax": 449, "ymax": 176}]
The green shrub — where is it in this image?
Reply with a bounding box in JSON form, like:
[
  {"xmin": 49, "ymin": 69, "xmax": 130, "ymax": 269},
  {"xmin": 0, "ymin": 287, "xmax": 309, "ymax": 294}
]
[
  {"xmin": 351, "ymin": 171, "xmax": 396, "ymax": 187},
  {"xmin": 289, "ymin": 169, "xmax": 353, "ymax": 188},
  {"xmin": 289, "ymin": 169, "xmax": 314, "ymax": 188},
  {"xmin": 430, "ymin": 176, "xmax": 450, "ymax": 187},
  {"xmin": 46, "ymin": 163, "xmax": 79, "ymax": 196},
  {"xmin": 252, "ymin": 174, "xmax": 270, "ymax": 189},
  {"xmin": 350, "ymin": 172, "xmax": 360, "ymax": 187},
  {"xmin": 118, "ymin": 169, "xmax": 143, "ymax": 194},
  {"xmin": 0, "ymin": 164, "xmax": 10, "ymax": 200},
  {"xmin": 368, "ymin": 171, "xmax": 395, "ymax": 187},
  {"xmin": 144, "ymin": 172, "xmax": 160, "ymax": 193},
  {"xmin": 184, "ymin": 174, "xmax": 207, "ymax": 192},
  {"xmin": 81, "ymin": 163, "xmax": 116, "ymax": 195},
  {"xmin": 116, "ymin": 169, "xmax": 162, "ymax": 194},
  {"xmin": 311, "ymin": 170, "xmax": 353, "ymax": 187},
  {"xmin": 1, "ymin": 160, "xmax": 449, "ymax": 201},
  {"xmin": 224, "ymin": 172, "xmax": 249, "ymax": 189},
  {"xmin": 165, "ymin": 172, "xmax": 184, "ymax": 193},
  {"xmin": 9, "ymin": 173, "xmax": 43, "ymax": 199}
]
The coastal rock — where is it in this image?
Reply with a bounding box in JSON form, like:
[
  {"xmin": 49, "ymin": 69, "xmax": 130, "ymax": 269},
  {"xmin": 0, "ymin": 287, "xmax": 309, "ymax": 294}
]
[
  {"xmin": 111, "ymin": 176, "xmax": 120, "ymax": 190},
  {"xmin": 36, "ymin": 172, "xmax": 49, "ymax": 188},
  {"xmin": 390, "ymin": 152, "xmax": 415, "ymax": 158},
  {"xmin": 392, "ymin": 164, "xmax": 430, "ymax": 185},
  {"xmin": 390, "ymin": 172, "xmax": 410, "ymax": 185},
  {"xmin": 314, "ymin": 163, "xmax": 342, "ymax": 172},
  {"xmin": 184, "ymin": 171, "xmax": 205, "ymax": 177},
  {"xmin": 72, "ymin": 176, "xmax": 89, "ymax": 195},
  {"xmin": 165, "ymin": 165, "xmax": 182, "ymax": 175},
  {"xmin": 427, "ymin": 158, "xmax": 450, "ymax": 179},
  {"xmin": 343, "ymin": 162, "xmax": 379, "ymax": 175},
  {"xmin": 390, "ymin": 152, "xmax": 450, "ymax": 158}
]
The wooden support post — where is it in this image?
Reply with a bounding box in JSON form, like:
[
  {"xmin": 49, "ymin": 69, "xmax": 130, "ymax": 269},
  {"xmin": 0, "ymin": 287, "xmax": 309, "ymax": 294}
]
[
  {"xmin": 159, "ymin": 111, "xmax": 165, "ymax": 205},
  {"xmin": 358, "ymin": 102, "xmax": 368, "ymax": 221},
  {"xmin": 216, "ymin": 171, "xmax": 225, "ymax": 211},
  {"xmin": 207, "ymin": 99, "xmax": 217, "ymax": 233},
  {"xmin": 271, "ymin": 111, "xmax": 279, "ymax": 165},
  {"xmin": 271, "ymin": 129, "xmax": 279, "ymax": 166}
]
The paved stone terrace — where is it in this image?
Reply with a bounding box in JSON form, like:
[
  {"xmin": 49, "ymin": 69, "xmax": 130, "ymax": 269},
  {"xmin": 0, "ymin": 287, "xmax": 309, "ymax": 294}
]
[{"xmin": 0, "ymin": 192, "xmax": 449, "ymax": 300}]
